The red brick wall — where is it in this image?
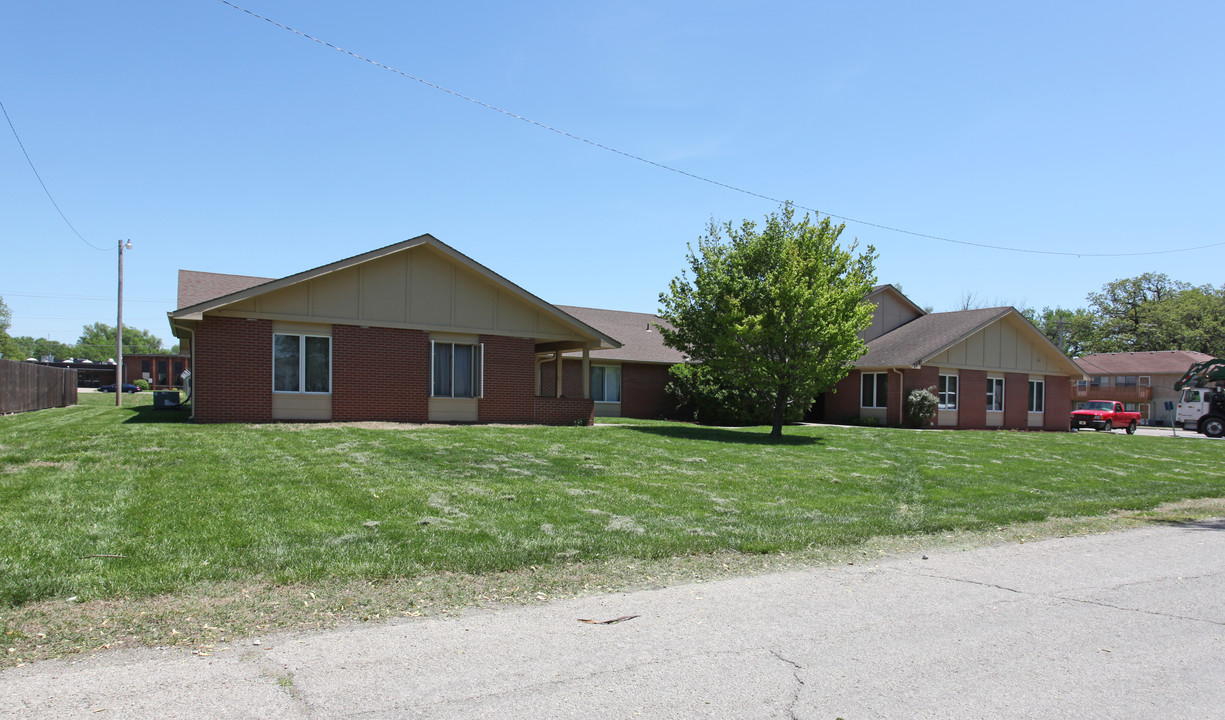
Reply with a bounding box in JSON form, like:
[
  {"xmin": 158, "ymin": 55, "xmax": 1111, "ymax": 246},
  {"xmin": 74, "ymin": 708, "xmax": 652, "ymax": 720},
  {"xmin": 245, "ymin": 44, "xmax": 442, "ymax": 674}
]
[
  {"xmin": 478, "ymin": 335, "xmax": 536, "ymax": 423},
  {"xmin": 533, "ymin": 396, "xmax": 594, "ymax": 425},
  {"xmin": 884, "ymin": 369, "xmax": 904, "ymax": 426},
  {"xmin": 332, "ymin": 325, "xmax": 429, "ymax": 422},
  {"xmin": 1004, "ymin": 372, "xmax": 1028, "ymax": 429},
  {"xmin": 958, "ymin": 370, "xmax": 987, "ymax": 429},
  {"xmin": 1044, "ymin": 374, "xmax": 1071, "ymax": 431},
  {"xmin": 538, "ymin": 359, "xmax": 585, "ymax": 398},
  {"xmin": 621, "ymin": 363, "xmax": 677, "ymax": 419},
  {"xmin": 824, "ymin": 372, "xmax": 862, "ymax": 423},
  {"xmin": 193, "ymin": 315, "xmax": 273, "ymax": 423}
]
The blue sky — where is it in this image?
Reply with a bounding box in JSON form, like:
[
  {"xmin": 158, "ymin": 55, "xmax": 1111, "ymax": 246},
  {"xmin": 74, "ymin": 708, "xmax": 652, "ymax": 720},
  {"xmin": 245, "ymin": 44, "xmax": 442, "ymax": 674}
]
[{"xmin": 3, "ymin": 1, "xmax": 1223, "ymax": 348}]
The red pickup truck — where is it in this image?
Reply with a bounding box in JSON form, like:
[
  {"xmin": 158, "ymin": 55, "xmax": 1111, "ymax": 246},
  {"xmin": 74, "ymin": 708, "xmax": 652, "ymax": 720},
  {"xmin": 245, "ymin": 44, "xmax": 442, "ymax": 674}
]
[{"xmin": 1070, "ymin": 401, "xmax": 1142, "ymax": 434}]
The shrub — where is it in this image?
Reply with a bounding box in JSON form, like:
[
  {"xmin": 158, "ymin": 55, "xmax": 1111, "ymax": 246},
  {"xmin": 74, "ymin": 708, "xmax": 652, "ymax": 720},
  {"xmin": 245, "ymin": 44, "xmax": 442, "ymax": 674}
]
[
  {"xmin": 666, "ymin": 363, "xmax": 805, "ymax": 427},
  {"xmin": 133, "ymin": 378, "xmax": 150, "ymax": 391},
  {"xmin": 904, "ymin": 387, "xmax": 938, "ymax": 428}
]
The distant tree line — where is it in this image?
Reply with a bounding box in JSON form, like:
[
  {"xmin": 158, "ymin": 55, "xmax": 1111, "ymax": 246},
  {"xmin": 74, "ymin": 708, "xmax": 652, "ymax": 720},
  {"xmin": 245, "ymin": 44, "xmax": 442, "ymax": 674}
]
[
  {"xmin": 0, "ymin": 298, "xmax": 178, "ymax": 362},
  {"xmin": 1023, "ymin": 273, "xmax": 1225, "ymax": 357}
]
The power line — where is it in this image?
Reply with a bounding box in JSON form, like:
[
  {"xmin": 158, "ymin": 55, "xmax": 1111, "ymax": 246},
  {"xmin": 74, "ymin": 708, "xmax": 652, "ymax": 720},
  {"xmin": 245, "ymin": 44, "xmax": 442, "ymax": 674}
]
[
  {"xmin": 0, "ymin": 98, "xmax": 108, "ymax": 253},
  {"xmin": 0, "ymin": 291, "xmax": 171, "ymax": 303},
  {"xmin": 215, "ymin": 0, "xmax": 1224, "ymax": 259}
]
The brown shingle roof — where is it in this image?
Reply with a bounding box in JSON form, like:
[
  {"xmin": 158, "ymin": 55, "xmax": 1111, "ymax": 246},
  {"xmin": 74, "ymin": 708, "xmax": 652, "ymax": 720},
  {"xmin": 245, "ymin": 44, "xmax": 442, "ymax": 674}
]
[
  {"xmin": 556, "ymin": 306, "xmax": 687, "ymax": 364},
  {"xmin": 1074, "ymin": 351, "xmax": 1214, "ymax": 375},
  {"xmin": 176, "ymin": 270, "xmax": 273, "ymax": 310},
  {"xmin": 856, "ymin": 307, "xmax": 1013, "ymax": 367}
]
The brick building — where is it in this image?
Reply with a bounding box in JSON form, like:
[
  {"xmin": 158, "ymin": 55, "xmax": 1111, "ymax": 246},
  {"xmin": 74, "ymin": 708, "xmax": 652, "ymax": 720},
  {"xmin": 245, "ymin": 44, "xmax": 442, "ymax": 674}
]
[
  {"xmin": 168, "ymin": 235, "xmax": 620, "ymax": 424},
  {"xmin": 538, "ymin": 306, "xmax": 688, "ymax": 420},
  {"xmin": 820, "ymin": 286, "xmax": 1083, "ymax": 430},
  {"xmin": 1072, "ymin": 350, "xmax": 1214, "ymax": 426}
]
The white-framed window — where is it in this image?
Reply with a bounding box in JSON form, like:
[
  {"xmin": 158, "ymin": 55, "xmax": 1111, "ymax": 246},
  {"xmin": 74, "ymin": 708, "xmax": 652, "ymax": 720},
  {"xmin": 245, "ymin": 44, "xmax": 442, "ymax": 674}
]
[
  {"xmin": 986, "ymin": 376, "xmax": 1004, "ymax": 412},
  {"xmin": 1117, "ymin": 375, "xmax": 1138, "ymax": 387},
  {"xmin": 590, "ymin": 365, "xmax": 621, "ymax": 402},
  {"xmin": 861, "ymin": 372, "xmax": 887, "ymax": 409},
  {"xmin": 273, "ymin": 333, "xmax": 331, "ymax": 394},
  {"xmin": 1028, "ymin": 379, "xmax": 1044, "ymax": 413},
  {"xmin": 938, "ymin": 373, "xmax": 958, "ymax": 410},
  {"xmin": 431, "ymin": 341, "xmax": 483, "ymax": 398},
  {"xmin": 1139, "ymin": 376, "xmax": 1150, "ymax": 387}
]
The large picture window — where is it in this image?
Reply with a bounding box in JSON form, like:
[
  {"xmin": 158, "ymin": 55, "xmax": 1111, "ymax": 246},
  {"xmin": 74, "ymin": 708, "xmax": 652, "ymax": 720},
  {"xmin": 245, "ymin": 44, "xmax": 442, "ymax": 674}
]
[
  {"xmin": 432, "ymin": 341, "xmax": 483, "ymax": 398},
  {"xmin": 938, "ymin": 373, "xmax": 958, "ymax": 410},
  {"xmin": 986, "ymin": 376, "xmax": 1004, "ymax": 412},
  {"xmin": 1028, "ymin": 379, "xmax": 1045, "ymax": 413},
  {"xmin": 861, "ymin": 372, "xmax": 887, "ymax": 409},
  {"xmin": 273, "ymin": 334, "xmax": 330, "ymax": 393},
  {"xmin": 591, "ymin": 365, "xmax": 621, "ymax": 402}
]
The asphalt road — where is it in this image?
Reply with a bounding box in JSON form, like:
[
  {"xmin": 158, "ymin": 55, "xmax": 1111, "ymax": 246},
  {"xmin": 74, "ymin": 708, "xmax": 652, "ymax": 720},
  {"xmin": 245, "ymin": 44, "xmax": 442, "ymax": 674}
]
[{"xmin": 3, "ymin": 521, "xmax": 1223, "ymax": 719}]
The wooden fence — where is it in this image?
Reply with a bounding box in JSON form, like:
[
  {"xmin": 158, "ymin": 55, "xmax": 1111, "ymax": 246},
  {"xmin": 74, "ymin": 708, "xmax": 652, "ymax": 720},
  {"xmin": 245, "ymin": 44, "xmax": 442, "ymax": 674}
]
[{"xmin": 0, "ymin": 358, "xmax": 78, "ymax": 415}]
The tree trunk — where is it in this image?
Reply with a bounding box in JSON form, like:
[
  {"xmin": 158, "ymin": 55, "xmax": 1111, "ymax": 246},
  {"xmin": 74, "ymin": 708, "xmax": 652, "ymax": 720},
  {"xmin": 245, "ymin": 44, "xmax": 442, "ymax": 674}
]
[{"xmin": 770, "ymin": 385, "xmax": 787, "ymax": 438}]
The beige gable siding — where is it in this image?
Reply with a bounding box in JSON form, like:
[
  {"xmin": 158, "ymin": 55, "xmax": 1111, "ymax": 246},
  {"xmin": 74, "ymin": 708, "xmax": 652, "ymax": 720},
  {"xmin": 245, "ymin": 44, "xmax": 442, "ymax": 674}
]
[
  {"xmin": 928, "ymin": 316, "xmax": 1062, "ymax": 374},
  {"xmin": 210, "ymin": 245, "xmax": 589, "ymax": 342},
  {"xmin": 863, "ymin": 291, "xmax": 922, "ymax": 342}
]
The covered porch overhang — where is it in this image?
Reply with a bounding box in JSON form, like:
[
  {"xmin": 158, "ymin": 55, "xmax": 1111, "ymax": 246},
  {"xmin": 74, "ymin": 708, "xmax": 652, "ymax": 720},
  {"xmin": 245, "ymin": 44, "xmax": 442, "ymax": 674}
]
[{"xmin": 533, "ymin": 339, "xmax": 610, "ymax": 399}]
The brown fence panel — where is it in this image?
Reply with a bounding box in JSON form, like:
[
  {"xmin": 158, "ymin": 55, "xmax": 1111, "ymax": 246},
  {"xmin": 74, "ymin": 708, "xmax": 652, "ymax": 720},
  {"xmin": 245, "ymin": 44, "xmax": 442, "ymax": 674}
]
[{"xmin": 0, "ymin": 359, "xmax": 78, "ymax": 414}]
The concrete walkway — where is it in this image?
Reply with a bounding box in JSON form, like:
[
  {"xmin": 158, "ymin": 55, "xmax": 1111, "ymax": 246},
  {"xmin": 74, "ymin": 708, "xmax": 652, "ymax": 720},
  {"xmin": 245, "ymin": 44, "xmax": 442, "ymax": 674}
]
[{"xmin": 3, "ymin": 520, "xmax": 1223, "ymax": 718}]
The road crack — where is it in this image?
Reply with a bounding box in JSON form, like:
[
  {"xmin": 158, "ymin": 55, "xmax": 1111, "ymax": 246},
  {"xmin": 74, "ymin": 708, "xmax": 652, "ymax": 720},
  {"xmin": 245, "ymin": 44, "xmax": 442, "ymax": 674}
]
[
  {"xmin": 905, "ymin": 570, "xmax": 1225, "ymax": 627},
  {"xmin": 768, "ymin": 649, "xmax": 805, "ymax": 720}
]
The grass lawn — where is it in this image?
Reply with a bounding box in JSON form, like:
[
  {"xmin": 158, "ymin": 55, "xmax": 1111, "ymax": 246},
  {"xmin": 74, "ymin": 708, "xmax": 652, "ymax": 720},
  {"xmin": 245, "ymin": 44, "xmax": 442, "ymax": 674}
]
[{"xmin": 1, "ymin": 392, "xmax": 1223, "ymax": 664}]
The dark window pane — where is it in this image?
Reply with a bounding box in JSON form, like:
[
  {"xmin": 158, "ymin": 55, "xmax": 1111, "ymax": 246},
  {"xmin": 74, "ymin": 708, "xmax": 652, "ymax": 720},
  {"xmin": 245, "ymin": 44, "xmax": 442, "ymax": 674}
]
[
  {"xmin": 453, "ymin": 344, "xmax": 473, "ymax": 397},
  {"xmin": 273, "ymin": 335, "xmax": 300, "ymax": 392},
  {"xmin": 591, "ymin": 366, "xmax": 605, "ymax": 402},
  {"xmin": 304, "ymin": 336, "xmax": 330, "ymax": 393},
  {"xmin": 433, "ymin": 343, "xmax": 452, "ymax": 396}
]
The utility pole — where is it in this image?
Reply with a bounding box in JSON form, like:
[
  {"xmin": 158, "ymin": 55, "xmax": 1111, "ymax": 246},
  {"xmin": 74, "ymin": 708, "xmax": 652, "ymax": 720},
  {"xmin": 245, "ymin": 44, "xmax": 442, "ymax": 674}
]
[{"xmin": 116, "ymin": 239, "xmax": 132, "ymax": 407}]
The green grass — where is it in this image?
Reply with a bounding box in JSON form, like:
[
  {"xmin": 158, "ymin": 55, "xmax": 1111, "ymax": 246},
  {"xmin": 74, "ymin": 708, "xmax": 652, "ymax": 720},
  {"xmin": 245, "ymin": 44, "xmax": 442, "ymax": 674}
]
[
  {"xmin": 1, "ymin": 392, "xmax": 1223, "ymax": 662},
  {"xmin": 2, "ymin": 392, "xmax": 1222, "ymax": 607}
]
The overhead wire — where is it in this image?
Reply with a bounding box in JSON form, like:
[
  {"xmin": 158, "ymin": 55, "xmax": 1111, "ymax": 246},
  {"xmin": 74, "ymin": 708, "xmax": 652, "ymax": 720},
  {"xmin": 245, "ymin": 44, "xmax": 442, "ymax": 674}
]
[
  {"xmin": 0, "ymin": 291, "xmax": 171, "ymax": 303},
  {"xmin": 0, "ymin": 98, "xmax": 108, "ymax": 252},
  {"xmin": 215, "ymin": 0, "xmax": 1224, "ymax": 259}
]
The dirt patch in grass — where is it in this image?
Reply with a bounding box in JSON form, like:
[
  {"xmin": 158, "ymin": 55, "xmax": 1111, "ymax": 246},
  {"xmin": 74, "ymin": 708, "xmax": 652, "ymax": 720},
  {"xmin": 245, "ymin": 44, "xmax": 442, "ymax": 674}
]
[
  {"xmin": 4, "ymin": 497, "xmax": 1221, "ymax": 669},
  {"xmin": 2, "ymin": 460, "xmax": 73, "ymax": 474}
]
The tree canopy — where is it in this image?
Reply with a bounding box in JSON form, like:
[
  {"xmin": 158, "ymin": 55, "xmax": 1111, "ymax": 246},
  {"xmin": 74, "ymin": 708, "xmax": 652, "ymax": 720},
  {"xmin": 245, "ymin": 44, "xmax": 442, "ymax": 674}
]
[
  {"xmin": 658, "ymin": 203, "xmax": 877, "ymax": 438},
  {"xmin": 73, "ymin": 322, "xmax": 170, "ymax": 362},
  {"xmin": 0, "ymin": 296, "xmax": 12, "ymax": 359},
  {"xmin": 1024, "ymin": 274, "xmax": 1225, "ymax": 357}
]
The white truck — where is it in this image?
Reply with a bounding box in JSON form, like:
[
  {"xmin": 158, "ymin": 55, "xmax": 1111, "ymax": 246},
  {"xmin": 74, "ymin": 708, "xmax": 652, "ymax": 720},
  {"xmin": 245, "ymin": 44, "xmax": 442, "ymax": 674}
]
[{"xmin": 1174, "ymin": 358, "xmax": 1225, "ymax": 438}]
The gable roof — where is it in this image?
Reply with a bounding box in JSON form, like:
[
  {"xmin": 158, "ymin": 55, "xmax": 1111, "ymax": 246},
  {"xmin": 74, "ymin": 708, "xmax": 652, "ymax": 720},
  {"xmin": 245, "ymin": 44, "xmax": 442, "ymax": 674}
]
[
  {"xmin": 1074, "ymin": 350, "xmax": 1215, "ymax": 375},
  {"xmin": 169, "ymin": 234, "xmax": 620, "ymax": 350},
  {"xmin": 556, "ymin": 306, "xmax": 688, "ymax": 364},
  {"xmin": 177, "ymin": 270, "xmax": 272, "ymax": 310},
  {"xmin": 857, "ymin": 307, "xmax": 1012, "ymax": 368},
  {"xmin": 866, "ymin": 284, "xmax": 926, "ymax": 318},
  {"xmin": 857, "ymin": 306, "xmax": 1083, "ymax": 376}
]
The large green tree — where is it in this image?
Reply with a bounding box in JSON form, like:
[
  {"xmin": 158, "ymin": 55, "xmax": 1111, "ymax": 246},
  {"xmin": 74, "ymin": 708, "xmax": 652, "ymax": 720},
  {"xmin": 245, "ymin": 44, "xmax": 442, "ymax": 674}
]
[
  {"xmin": 0, "ymin": 295, "xmax": 11, "ymax": 359},
  {"xmin": 5, "ymin": 336, "xmax": 75, "ymax": 362},
  {"xmin": 1023, "ymin": 306, "xmax": 1100, "ymax": 356},
  {"xmin": 74, "ymin": 322, "xmax": 169, "ymax": 361},
  {"xmin": 1087, "ymin": 273, "xmax": 1189, "ymax": 352},
  {"xmin": 658, "ymin": 203, "xmax": 877, "ymax": 438}
]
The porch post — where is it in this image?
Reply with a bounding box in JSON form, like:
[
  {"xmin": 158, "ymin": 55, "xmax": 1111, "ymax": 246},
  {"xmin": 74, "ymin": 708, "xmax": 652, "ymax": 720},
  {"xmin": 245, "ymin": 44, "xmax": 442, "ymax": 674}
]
[
  {"xmin": 554, "ymin": 350, "xmax": 563, "ymax": 398},
  {"xmin": 582, "ymin": 348, "xmax": 590, "ymax": 399}
]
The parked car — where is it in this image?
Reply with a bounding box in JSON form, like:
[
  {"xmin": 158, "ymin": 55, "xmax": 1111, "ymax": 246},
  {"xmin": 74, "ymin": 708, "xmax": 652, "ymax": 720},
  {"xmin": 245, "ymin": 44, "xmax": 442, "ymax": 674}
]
[
  {"xmin": 98, "ymin": 383, "xmax": 141, "ymax": 393},
  {"xmin": 1069, "ymin": 400, "xmax": 1141, "ymax": 433}
]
